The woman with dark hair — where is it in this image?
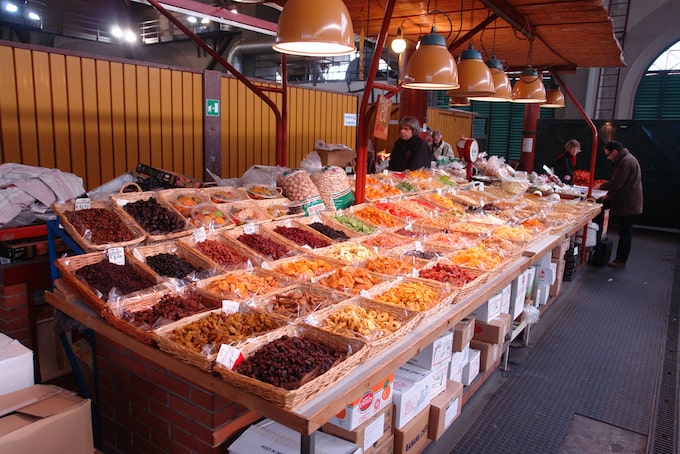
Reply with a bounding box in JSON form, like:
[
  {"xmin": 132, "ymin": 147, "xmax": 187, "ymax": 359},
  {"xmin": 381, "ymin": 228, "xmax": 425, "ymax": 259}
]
[
  {"xmin": 553, "ymin": 139, "xmax": 581, "ymax": 185},
  {"xmin": 388, "ymin": 116, "xmax": 431, "ymax": 171}
]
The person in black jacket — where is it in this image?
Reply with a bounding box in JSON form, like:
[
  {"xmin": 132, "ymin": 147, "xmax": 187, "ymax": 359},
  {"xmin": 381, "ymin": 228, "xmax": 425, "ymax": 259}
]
[
  {"xmin": 388, "ymin": 116, "xmax": 431, "ymax": 171},
  {"xmin": 553, "ymin": 139, "xmax": 581, "ymax": 185}
]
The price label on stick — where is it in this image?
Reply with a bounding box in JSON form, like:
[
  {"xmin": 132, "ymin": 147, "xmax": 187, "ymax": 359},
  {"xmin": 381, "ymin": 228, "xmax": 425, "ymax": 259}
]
[
  {"xmin": 216, "ymin": 344, "xmax": 244, "ymax": 370},
  {"xmin": 244, "ymin": 223, "xmax": 257, "ymax": 234},
  {"xmin": 193, "ymin": 227, "xmax": 207, "ymax": 243},
  {"xmin": 75, "ymin": 197, "xmax": 91, "ymax": 210},
  {"xmin": 107, "ymin": 247, "xmax": 125, "ymax": 265}
]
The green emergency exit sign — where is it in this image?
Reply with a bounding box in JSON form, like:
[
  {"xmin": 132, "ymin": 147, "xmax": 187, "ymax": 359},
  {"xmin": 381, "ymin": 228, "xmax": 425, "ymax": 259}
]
[{"xmin": 206, "ymin": 99, "xmax": 220, "ymax": 117}]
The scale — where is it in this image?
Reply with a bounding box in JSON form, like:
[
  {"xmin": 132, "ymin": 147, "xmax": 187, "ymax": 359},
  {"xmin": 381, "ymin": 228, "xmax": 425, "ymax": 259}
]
[{"xmin": 456, "ymin": 138, "xmax": 479, "ymax": 180}]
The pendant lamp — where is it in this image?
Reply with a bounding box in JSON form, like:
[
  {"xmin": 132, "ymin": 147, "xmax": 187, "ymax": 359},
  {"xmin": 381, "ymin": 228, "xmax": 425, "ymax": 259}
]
[
  {"xmin": 469, "ymin": 57, "xmax": 511, "ymax": 102},
  {"xmin": 402, "ymin": 28, "xmax": 459, "ymax": 90},
  {"xmin": 511, "ymin": 67, "xmax": 546, "ymax": 103},
  {"xmin": 450, "ymin": 45, "xmax": 494, "ymax": 97},
  {"xmin": 542, "ymin": 85, "xmax": 566, "ymax": 108},
  {"xmin": 448, "ymin": 95, "xmax": 470, "ymax": 106},
  {"xmin": 273, "ymin": 0, "xmax": 356, "ymax": 56},
  {"xmin": 391, "ymin": 27, "xmax": 406, "ymax": 54}
]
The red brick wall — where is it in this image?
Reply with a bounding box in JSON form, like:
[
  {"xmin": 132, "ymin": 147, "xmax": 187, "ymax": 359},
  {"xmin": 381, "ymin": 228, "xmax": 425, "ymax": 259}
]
[
  {"xmin": 0, "ymin": 282, "xmax": 32, "ymax": 347},
  {"xmin": 96, "ymin": 336, "xmax": 255, "ymax": 454}
]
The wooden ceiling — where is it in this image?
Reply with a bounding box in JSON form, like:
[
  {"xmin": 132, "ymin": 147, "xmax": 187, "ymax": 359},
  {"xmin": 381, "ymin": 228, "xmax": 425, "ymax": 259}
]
[{"xmin": 275, "ymin": 0, "xmax": 625, "ymax": 72}]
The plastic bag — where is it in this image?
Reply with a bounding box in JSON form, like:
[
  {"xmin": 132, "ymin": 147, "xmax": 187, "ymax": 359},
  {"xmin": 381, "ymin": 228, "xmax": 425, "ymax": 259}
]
[
  {"xmin": 300, "ymin": 151, "xmax": 324, "ymax": 175},
  {"xmin": 523, "ymin": 304, "xmax": 540, "ymax": 324},
  {"xmin": 310, "ymin": 166, "xmax": 355, "ymax": 210}
]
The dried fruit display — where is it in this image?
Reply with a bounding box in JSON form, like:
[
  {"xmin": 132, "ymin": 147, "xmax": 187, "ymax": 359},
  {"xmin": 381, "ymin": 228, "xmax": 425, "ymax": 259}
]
[
  {"xmin": 352, "ymin": 206, "xmax": 402, "ymax": 228},
  {"xmin": 373, "ymin": 281, "xmax": 438, "ymax": 312},
  {"xmin": 307, "ymin": 222, "xmax": 351, "ymax": 242},
  {"xmin": 271, "ymin": 258, "xmax": 338, "ymax": 280},
  {"xmin": 64, "ymin": 208, "xmax": 137, "ymax": 244},
  {"xmin": 318, "ymin": 267, "xmax": 383, "ymax": 294},
  {"xmin": 237, "ymin": 233, "xmax": 293, "ymax": 261},
  {"xmin": 202, "ymin": 272, "xmax": 282, "ymax": 300},
  {"xmin": 418, "ymin": 263, "xmax": 479, "ymax": 287},
  {"xmin": 234, "ymin": 335, "xmax": 346, "ymax": 390},
  {"xmin": 123, "ymin": 197, "xmax": 186, "ymax": 235},
  {"xmin": 75, "ymin": 260, "xmax": 157, "ymax": 301},
  {"xmin": 121, "ymin": 293, "xmax": 210, "ymax": 327},
  {"xmin": 146, "ymin": 252, "xmax": 199, "ymax": 279},
  {"xmin": 321, "ymin": 304, "xmax": 401, "ymax": 337},
  {"xmin": 273, "ymin": 225, "xmax": 331, "ymax": 249},
  {"xmin": 196, "ymin": 239, "xmax": 249, "ymax": 270}
]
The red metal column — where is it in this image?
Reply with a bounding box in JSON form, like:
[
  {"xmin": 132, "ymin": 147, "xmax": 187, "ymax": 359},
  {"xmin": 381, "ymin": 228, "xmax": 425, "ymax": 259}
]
[{"xmin": 518, "ymin": 103, "xmax": 540, "ymax": 172}]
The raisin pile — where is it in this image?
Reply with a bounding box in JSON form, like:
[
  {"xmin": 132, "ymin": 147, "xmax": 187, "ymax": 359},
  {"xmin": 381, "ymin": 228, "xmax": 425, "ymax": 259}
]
[
  {"xmin": 75, "ymin": 260, "xmax": 157, "ymax": 301},
  {"xmin": 123, "ymin": 197, "xmax": 186, "ymax": 234},
  {"xmin": 307, "ymin": 222, "xmax": 349, "ymax": 242},
  {"xmin": 123, "ymin": 293, "xmax": 210, "ymax": 327},
  {"xmin": 65, "ymin": 208, "xmax": 137, "ymax": 244},
  {"xmin": 146, "ymin": 253, "xmax": 198, "ymax": 279}
]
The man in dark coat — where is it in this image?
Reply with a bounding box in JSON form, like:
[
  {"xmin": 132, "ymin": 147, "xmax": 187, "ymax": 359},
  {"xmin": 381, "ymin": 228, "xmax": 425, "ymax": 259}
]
[
  {"xmin": 598, "ymin": 141, "xmax": 643, "ymax": 267},
  {"xmin": 388, "ymin": 116, "xmax": 431, "ymax": 171}
]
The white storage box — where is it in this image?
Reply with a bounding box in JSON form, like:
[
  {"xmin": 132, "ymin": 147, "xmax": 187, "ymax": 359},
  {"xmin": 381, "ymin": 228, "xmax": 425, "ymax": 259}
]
[
  {"xmin": 0, "ymin": 333, "xmax": 34, "ymax": 396},
  {"xmin": 392, "ymin": 363, "xmax": 432, "ymax": 429},
  {"xmin": 408, "ymin": 331, "xmax": 453, "ymax": 370}
]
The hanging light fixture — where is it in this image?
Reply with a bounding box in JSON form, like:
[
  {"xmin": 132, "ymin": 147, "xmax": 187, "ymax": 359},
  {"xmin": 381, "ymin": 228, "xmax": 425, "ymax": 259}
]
[
  {"xmin": 511, "ymin": 37, "xmax": 546, "ymax": 103},
  {"xmin": 448, "ymin": 94, "xmax": 470, "ymax": 106},
  {"xmin": 449, "ymin": 44, "xmax": 494, "ymax": 97},
  {"xmin": 469, "ymin": 56, "xmax": 512, "ymax": 101},
  {"xmin": 391, "ymin": 27, "xmax": 406, "ymax": 54},
  {"xmin": 402, "ymin": 27, "xmax": 459, "ymax": 90},
  {"xmin": 542, "ymin": 85, "xmax": 566, "ymax": 108},
  {"xmin": 273, "ymin": 0, "xmax": 356, "ymax": 56}
]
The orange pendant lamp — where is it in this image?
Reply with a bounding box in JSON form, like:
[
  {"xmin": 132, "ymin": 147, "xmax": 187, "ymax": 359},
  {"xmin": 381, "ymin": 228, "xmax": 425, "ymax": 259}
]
[
  {"xmin": 402, "ymin": 28, "xmax": 459, "ymax": 90},
  {"xmin": 450, "ymin": 45, "xmax": 494, "ymax": 97},
  {"xmin": 542, "ymin": 85, "xmax": 566, "ymax": 108},
  {"xmin": 511, "ymin": 67, "xmax": 547, "ymax": 103},
  {"xmin": 273, "ymin": 0, "xmax": 356, "ymax": 56},
  {"xmin": 448, "ymin": 94, "xmax": 470, "ymax": 106},
  {"xmin": 469, "ymin": 57, "xmax": 511, "ymax": 102}
]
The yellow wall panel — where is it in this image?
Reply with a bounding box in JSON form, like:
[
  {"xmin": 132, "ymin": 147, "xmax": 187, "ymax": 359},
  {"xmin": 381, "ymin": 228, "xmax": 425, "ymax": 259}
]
[
  {"xmin": 81, "ymin": 58, "xmax": 101, "ymax": 189},
  {"xmin": 32, "ymin": 51, "xmax": 55, "ymax": 169},
  {"xmin": 123, "ymin": 63, "xmax": 139, "ymax": 177},
  {"xmin": 0, "ymin": 46, "xmax": 20, "ymax": 164},
  {"xmin": 95, "ymin": 59, "xmax": 115, "ymax": 185},
  {"xmin": 14, "ymin": 48, "xmax": 39, "ymax": 166},
  {"xmin": 136, "ymin": 65, "xmax": 151, "ymax": 168}
]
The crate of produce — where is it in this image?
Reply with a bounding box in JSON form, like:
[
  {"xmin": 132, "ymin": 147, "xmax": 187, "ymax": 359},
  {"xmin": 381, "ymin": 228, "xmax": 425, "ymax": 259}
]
[
  {"xmin": 225, "ymin": 225, "xmax": 301, "ymax": 262},
  {"xmin": 200, "ymin": 186, "xmax": 247, "ymax": 204},
  {"xmin": 355, "ymin": 231, "xmax": 413, "ymax": 253},
  {"xmin": 422, "ymin": 230, "xmax": 480, "ymax": 252},
  {"xmin": 102, "ymin": 288, "xmax": 217, "ymax": 345},
  {"xmin": 415, "ymin": 260, "xmax": 488, "ymax": 302},
  {"xmin": 55, "ymin": 250, "xmax": 166, "ymax": 313},
  {"xmin": 263, "ymin": 220, "xmax": 334, "ymax": 251},
  {"xmin": 312, "ymin": 240, "xmax": 377, "ymax": 265},
  {"xmin": 387, "ymin": 242, "xmax": 455, "ymax": 262},
  {"xmin": 362, "ymin": 255, "xmax": 429, "ymax": 278},
  {"xmin": 213, "ymin": 323, "xmax": 366, "ymax": 409},
  {"xmin": 254, "ymin": 198, "xmax": 306, "ymax": 221},
  {"xmin": 158, "ymin": 188, "xmax": 210, "ymax": 218},
  {"xmin": 110, "ymin": 190, "xmax": 194, "ymax": 242},
  {"xmin": 53, "ymin": 200, "xmax": 147, "ymax": 252},
  {"xmin": 151, "ymin": 307, "xmax": 283, "ymax": 371},
  {"xmin": 224, "ymin": 200, "xmax": 273, "ymax": 226},
  {"xmin": 296, "ymin": 215, "xmax": 362, "ymax": 243},
  {"xmin": 363, "ymin": 277, "xmax": 453, "ymax": 314},
  {"xmin": 349, "ymin": 204, "xmax": 405, "ymax": 230},
  {"xmin": 323, "ymin": 212, "xmax": 377, "ymax": 236}
]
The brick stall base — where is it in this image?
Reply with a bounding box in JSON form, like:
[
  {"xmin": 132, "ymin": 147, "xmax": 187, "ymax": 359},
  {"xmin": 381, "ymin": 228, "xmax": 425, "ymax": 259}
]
[{"xmin": 95, "ymin": 336, "xmax": 260, "ymax": 454}]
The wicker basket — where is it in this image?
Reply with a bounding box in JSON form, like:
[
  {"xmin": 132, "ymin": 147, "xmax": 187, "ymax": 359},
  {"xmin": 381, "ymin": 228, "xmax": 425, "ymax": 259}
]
[
  {"xmin": 224, "ymin": 200, "xmax": 273, "ymax": 226},
  {"xmin": 130, "ymin": 240, "xmax": 217, "ymax": 281},
  {"xmin": 249, "ymin": 283, "xmax": 348, "ymax": 323},
  {"xmin": 362, "ymin": 254, "xmax": 430, "ymax": 278},
  {"xmin": 314, "ymin": 265, "xmax": 391, "ymax": 295},
  {"xmin": 213, "ymin": 323, "xmax": 366, "ymax": 409},
  {"xmin": 223, "ymin": 225, "xmax": 302, "ymax": 263},
  {"xmin": 151, "ymin": 307, "xmax": 283, "ymax": 372},
  {"xmin": 348, "ymin": 204, "xmax": 406, "ymax": 231},
  {"xmin": 295, "ymin": 215, "xmax": 363, "ymax": 242},
  {"xmin": 362, "ymin": 277, "xmax": 452, "ymax": 313},
  {"xmin": 261, "ymin": 219, "xmax": 334, "ymax": 251},
  {"xmin": 179, "ymin": 231, "xmax": 260, "ymax": 271},
  {"xmin": 261, "ymin": 254, "xmax": 342, "ymax": 282},
  {"xmin": 101, "ymin": 287, "xmax": 212, "ymax": 345},
  {"xmin": 195, "ymin": 268, "xmax": 293, "ymax": 302},
  {"xmin": 52, "ymin": 200, "xmax": 146, "ymax": 252},
  {"xmin": 55, "ymin": 250, "xmax": 166, "ymax": 313},
  {"xmin": 311, "ymin": 240, "xmax": 378, "ymax": 265},
  {"xmin": 321, "ymin": 211, "xmax": 378, "ymax": 236},
  {"xmin": 253, "ymin": 198, "xmax": 305, "ymax": 221},
  {"xmin": 305, "ymin": 296, "xmax": 421, "ymax": 360},
  {"xmin": 415, "ymin": 261, "xmax": 489, "ymax": 303},
  {"xmin": 110, "ymin": 191, "xmax": 194, "ymax": 243},
  {"xmin": 355, "ymin": 231, "xmax": 414, "ymax": 252},
  {"xmin": 387, "ymin": 242, "xmax": 456, "ymax": 262}
]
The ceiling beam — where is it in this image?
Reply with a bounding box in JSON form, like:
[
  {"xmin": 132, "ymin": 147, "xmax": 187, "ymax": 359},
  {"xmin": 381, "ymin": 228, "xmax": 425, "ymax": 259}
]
[{"xmin": 478, "ymin": 0, "xmax": 534, "ymax": 39}]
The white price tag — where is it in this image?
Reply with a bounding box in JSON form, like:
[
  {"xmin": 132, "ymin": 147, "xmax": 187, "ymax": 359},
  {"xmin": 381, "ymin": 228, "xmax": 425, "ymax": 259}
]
[
  {"xmin": 436, "ymin": 188, "xmax": 445, "ymax": 196},
  {"xmin": 360, "ymin": 289, "xmax": 370, "ymax": 297},
  {"xmin": 75, "ymin": 197, "xmax": 91, "ymax": 210},
  {"xmin": 222, "ymin": 300, "xmax": 241, "ymax": 313},
  {"xmin": 411, "ymin": 268, "xmax": 419, "ymax": 278},
  {"xmin": 405, "ymin": 220, "xmax": 413, "ymax": 230},
  {"xmin": 107, "ymin": 247, "xmax": 125, "ymax": 265},
  {"xmin": 244, "ymin": 223, "xmax": 257, "ymax": 234},
  {"xmin": 193, "ymin": 227, "xmax": 207, "ymax": 243},
  {"xmin": 311, "ymin": 215, "xmax": 322, "ymax": 223},
  {"xmin": 382, "ymin": 169, "xmax": 389, "ymax": 176},
  {"xmin": 216, "ymin": 344, "xmax": 244, "ymax": 370},
  {"xmin": 414, "ymin": 241, "xmax": 423, "ymax": 252}
]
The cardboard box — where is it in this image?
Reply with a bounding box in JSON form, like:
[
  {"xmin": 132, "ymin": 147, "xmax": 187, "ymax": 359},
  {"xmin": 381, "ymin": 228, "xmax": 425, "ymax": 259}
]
[
  {"xmin": 392, "ymin": 363, "xmax": 432, "ymax": 430},
  {"xmin": 323, "ymin": 404, "xmax": 393, "ymax": 451},
  {"xmin": 393, "ymin": 406, "xmax": 430, "ymax": 454},
  {"xmin": 500, "ymin": 283, "xmax": 512, "ymax": 315},
  {"xmin": 328, "ymin": 373, "xmax": 394, "ymax": 431},
  {"xmin": 470, "ymin": 292, "xmax": 502, "ymax": 323},
  {"xmin": 536, "ymin": 283, "xmax": 550, "ymax": 306},
  {"xmin": 0, "ymin": 333, "xmax": 34, "ymax": 396},
  {"xmin": 462, "ymin": 349, "xmax": 481, "ymax": 386},
  {"xmin": 472, "ymin": 318, "xmax": 506, "ymax": 344},
  {"xmin": 452, "ymin": 318, "xmax": 475, "ymax": 352},
  {"xmin": 510, "ymin": 270, "xmax": 531, "ymax": 320},
  {"xmin": 428, "ymin": 380, "xmax": 464, "ymax": 441},
  {"xmin": 230, "ymin": 419, "xmax": 360, "ymax": 454},
  {"xmin": 315, "ymin": 148, "xmax": 357, "ymax": 169},
  {"xmin": 448, "ymin": 346, "xmax": 468, "ymax": 382},
  {"xmin": 0, "ymin": 385, "xmax": 93, "ymax": 454},
  {"xmin": 552, "ymin": 238, "xmax": 571, "ymax": 260},
  {"xmin": 365, "ymin": 433, "xmax": 394, "ymax": 454},
  {"xmin": 408, "ymin": 331, "xmax": 453, "ymax": 370},
  {"xmin": 470, "ymin": 339, "xmax": 500, "ymax": 373},
  {"xmin": 430, "ymin": 361, "xmax": 450, "ymax": 399}
]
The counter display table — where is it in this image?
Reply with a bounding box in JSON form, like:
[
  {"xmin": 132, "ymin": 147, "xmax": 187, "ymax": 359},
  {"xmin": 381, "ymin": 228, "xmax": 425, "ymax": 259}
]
[{"xmin": 43, "ymin": 210, "xmax": 596, "ymax": 453}]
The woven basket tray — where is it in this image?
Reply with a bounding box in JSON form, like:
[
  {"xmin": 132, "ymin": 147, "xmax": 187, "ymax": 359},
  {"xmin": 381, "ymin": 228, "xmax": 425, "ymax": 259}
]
[
  {"xmin": 130, "ymin": 240, "xmax": 218, "ymax": 281},
  {"xmin": 179, "ymin": 231, "xmax": 261, "ymax": 271},
  {"xmin": 261, "ymin": 254, "xmax": 342, "ymax": 282},
  {"xmin": 52, "ymin": 200, "xmax": 147, "ymax": 252},
  {"xmin": 349, "ymin": 204, "xmax": 406, "ymax": 231},
  {"xmin": 195, "ymin": 268, "xmax": 294, "ymax": 302},
  {"xmin": 224, "ymin": 200, "xmax": 273, "ymax": 226},
  {"xmin": 305, "ymin": 296, "xmax": 421, "ymax": 360},
  {"xmin": 362, "ymin": 276, "xmax": 453, "ymax": 314},
  {"xmin": 415, "ymin": 261, "xmax": 489, "ymax": 303},
  {"xmin": 249, "ymin": 283, "xmax": 348, "ymax": 323},
  {"xmin": 387, "ymin": 242, "xmax": 457, "ymax": 262},
  {"xmin": 55, "ymin": 250, "xmax": 166, "ymax": 314},
  {"xmin": 355, "ymin": 231, "xmax": 414, "ymax": 252},
  {"xmin": 223, "ymin": 225, "xmax": 302, "ymax": 263},
  {"xmin": 295, "ymin": 215, "xmax": 363, "ymax": 242},
  {"xmin": 110, "ymin": 191, "xmax": 194, "ymax": 243},
  {"xmin": 311, "ymin": 240, "xmax": 378, "ymax": 265},
  {"xmin": 314, "ymin": 265, "xmax": 391, "ymax": 295},
  {"xmin": 101, "ymin": 287, "xmax": 214, "ymax": 345},
  {"xmin": 362, "ymin": 254, "xmax": 430, "ymax": 278},
  {"xmin": 322, "ymin": 211, "xmax": 378, "ymax": 236},
  {"xmin": 422, "ymin": 231, "xmax": 481, "ymax": 252},
  {"xmin": 151, "ymin": 307, "xmax": 283, "ymax": 372},
  {"xmin": 261, "ymin": 219, "xmax": 335, "ymax": 251},
  {"xmin": 213, "ymin": 323, "xmax": 366, "ymax": 409}
]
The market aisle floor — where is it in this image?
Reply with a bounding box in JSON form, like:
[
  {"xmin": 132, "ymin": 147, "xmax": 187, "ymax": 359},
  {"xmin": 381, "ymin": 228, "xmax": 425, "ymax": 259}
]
[{"xmin": 425, "ymin": 228, "xmax": 679, "ymax": 454}]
